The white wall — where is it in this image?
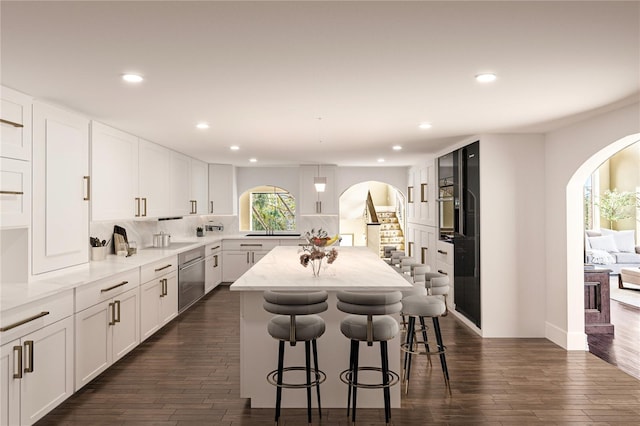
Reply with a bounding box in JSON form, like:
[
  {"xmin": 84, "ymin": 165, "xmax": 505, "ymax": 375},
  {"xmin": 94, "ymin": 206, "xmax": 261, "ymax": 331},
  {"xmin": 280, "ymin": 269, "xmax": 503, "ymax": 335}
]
[
  {"xmin": 236, "ymin": 166, "xmax": 301, "ymax": 201},
  {"xmin": 479, "ymin": 134, "xmax": 546, "ymax": 337},
  {"xmin": 544, "ymin": 101, "xmax": 640, "ymax": 349},
  {"xmin": 336, "ymin": 167, "xmax": 408, "ymax": 198}
]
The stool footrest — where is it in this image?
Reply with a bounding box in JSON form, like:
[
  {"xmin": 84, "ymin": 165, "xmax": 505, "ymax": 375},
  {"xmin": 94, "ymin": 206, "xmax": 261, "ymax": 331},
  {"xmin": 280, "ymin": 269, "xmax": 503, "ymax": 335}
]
[
  {"xmin": 400, "ymin": 341, "xmax": 446, "ymax": 356},
  {"xmin": 267, "ymin": 366, "xmax": 326, "ymax": 389},
  {"xmin": 339, "ymin": 367, "xmax": 400, "ymax": 389}
]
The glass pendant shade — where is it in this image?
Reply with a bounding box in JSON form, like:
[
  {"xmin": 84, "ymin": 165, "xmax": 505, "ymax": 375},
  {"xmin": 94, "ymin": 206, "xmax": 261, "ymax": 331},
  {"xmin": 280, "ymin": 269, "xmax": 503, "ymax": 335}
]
[{"xmin": 314, "ymin": 176, "xmax": 327, "ymax": 192}]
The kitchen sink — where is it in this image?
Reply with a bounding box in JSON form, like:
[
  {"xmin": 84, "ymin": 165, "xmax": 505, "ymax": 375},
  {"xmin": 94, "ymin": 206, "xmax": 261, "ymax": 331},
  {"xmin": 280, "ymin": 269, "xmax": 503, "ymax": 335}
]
[{"xmin": 245, "ymin": 233, "xmax": 301, "ymax": 237}]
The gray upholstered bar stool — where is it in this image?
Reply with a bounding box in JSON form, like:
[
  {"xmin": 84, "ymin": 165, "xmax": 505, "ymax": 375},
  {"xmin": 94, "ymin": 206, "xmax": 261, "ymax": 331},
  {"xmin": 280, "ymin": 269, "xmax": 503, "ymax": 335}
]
[
  {"xmin": 263, "ymin": 290, "xmax": 329, "ymax": 425},
  {"xmin": 400, "ymin": 294, "xmax": 451, "ymax": 396},
  {"xmin": 337, "ymin": 291, "xmax": 403, "ymax": 425},
  {"xmin": 388, "ymin": 250, "xmax": 405, "ymax": 267},
  {"xmin": 425, "ymin": 273, "xmax": 450, "ymax": 315}
]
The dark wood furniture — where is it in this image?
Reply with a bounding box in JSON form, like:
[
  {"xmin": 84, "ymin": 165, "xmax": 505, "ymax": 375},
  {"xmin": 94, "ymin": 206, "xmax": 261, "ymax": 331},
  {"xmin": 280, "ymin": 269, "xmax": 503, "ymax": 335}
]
[{"xmin": 584, "ymin": 267, "xmax": 614, "ymax": 334}]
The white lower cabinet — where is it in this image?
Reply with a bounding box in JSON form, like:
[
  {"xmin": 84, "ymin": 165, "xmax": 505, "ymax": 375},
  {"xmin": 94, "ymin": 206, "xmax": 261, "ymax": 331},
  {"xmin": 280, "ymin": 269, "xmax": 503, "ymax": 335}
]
[
  {"xmin": 74, "ymin": 270, "xmax": 140, "ymax": 391},
  {"xmin": 0, "ymin": 158, "xmax": 31, "ymax": 229},
  {"xmin": 140, "ymin": 270, "xmax": 178, "ymax": 341},
  {"xmin": 222, "ymin": 249, "xmax": 269, "ymax": 282},
  {"xmin": 1, "ymin": 295, "xmax": 74, "ymax": 426},
  {"xmin": 205, "ymin": 243, "xmax": 222, "ymax": 293}
]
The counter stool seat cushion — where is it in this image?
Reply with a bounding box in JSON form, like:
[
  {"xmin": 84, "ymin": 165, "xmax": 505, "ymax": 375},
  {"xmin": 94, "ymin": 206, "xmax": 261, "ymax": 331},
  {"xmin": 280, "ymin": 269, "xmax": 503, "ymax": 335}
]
[
  {"xmin": 267, "ymin": 315, "xmax": 326, "ymax": 341},
  {"xmin": 340, "ymin": 314, "xmax": 399, "ymax": 342},
  {"xmin": 402, "ymin": 295, "xmax": 446, "ymax": 317}
]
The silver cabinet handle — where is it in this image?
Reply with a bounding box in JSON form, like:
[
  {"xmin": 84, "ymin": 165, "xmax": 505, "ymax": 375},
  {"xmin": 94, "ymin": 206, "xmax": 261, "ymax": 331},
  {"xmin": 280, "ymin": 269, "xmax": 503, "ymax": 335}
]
[
  {"xmin": 108, "ymin": 302, "xmax": 116, "ymax": 326},
  {"xmin": 23, "ymin": 340, "xmax": 34, "ymax": 373},
  {"xmin": 83, "ymin": 176, "xmax": 91, "ymax": 201},
  {"xmin": 0, "ymin": 311, "xmax": 50, "ymax": 332},
  {"xmin": 101, "ymin": 281, "xmax": 128, "ymax": 293},
  {"xmin": 13, "ymin": 346, "xmax": 22, "ymax": 379}
]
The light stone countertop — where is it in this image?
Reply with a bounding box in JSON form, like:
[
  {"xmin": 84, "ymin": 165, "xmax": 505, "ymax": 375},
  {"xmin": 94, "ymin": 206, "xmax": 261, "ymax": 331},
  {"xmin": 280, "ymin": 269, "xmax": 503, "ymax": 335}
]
[
  {"xmin": 0, "ymin": 233, "xmax": 307, "ymax": 312},
  {"xmin": 230, "ymin": 246, "xmax": 413, "ymax": 292}
]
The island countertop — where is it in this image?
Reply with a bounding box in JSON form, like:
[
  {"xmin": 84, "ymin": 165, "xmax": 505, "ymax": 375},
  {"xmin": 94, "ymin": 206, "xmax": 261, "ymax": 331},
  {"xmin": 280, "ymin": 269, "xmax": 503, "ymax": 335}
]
[{"xmin": 230, "ymin": 245, "xmax": 414, "ymax": 291}]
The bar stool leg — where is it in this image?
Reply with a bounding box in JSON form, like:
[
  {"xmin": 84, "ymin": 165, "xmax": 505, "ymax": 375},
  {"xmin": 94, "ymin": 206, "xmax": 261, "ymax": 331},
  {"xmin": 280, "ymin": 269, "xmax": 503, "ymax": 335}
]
[
  {"xmin": 418, "ymin": 316, "xmax": 433, "ymax": 367},
  {"xmin": 403, "ymin": 316, "xmax": 416, "ymax": 394},
  {"xmin": 275, "ymin": 340, "xmax": 285, "ymax": 425},
  {"xmin": 305, "ymin": 341, "xmax": 312, "ymax": 424},
  {"xmin": 312, "ymin": 339, "xmax": 322, "ymax": 418},
  {"xmin": 347, "ymin": 339, "xmax": 355, "ymax": 416},
  {"xmin": 380, "ymin": 341, "xmax": 391, "ymax": 425},
  {"xmin": 351, "ymin": 340, "xmax": 360, "ymax": 424},
  {"xmin": 432, "ymin": 317, "xmax": 451, "ymax": 396}
]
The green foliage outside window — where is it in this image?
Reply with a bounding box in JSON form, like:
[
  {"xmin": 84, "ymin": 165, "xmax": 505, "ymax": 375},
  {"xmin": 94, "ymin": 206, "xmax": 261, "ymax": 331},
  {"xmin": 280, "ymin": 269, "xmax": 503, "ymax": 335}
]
[
  {"xmin": 595, "ymin": 189, "xmax": 636, "ymax": 224},
  {"xmin": 251, "ymin": 191, "xmax": 296, "ymax": 231}
]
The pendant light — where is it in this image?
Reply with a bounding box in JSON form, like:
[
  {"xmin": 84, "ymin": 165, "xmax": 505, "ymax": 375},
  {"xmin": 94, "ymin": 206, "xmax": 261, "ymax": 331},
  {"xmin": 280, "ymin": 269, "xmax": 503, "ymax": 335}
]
[{"xmin": 314, "ymin": 117, "xmax": 327, "ymax": 193}]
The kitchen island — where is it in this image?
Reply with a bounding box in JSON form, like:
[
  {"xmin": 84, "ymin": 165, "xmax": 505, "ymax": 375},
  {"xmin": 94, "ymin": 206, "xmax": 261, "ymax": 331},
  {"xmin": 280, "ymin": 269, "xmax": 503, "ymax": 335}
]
[{"xmin": 230, "ymin": 245, "xmax": 413, "ymax": 408}]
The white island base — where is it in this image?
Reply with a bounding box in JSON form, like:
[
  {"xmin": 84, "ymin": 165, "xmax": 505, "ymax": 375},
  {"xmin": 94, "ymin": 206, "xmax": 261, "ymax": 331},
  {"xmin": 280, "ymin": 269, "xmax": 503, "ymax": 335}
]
[{"xmin": 231, "ymin": 246, "xmax": 413, "ymax": 409}]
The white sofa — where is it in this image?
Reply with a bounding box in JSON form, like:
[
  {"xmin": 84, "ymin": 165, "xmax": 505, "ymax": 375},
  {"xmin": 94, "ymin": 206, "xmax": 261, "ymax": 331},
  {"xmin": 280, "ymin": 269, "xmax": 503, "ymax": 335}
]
[{"xmin": 585, "ymin": 228, "xmax": 640, "ymax": 274}]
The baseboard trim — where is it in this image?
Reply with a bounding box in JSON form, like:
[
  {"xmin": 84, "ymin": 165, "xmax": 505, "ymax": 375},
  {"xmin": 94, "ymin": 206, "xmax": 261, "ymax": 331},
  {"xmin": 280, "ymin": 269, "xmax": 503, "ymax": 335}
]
[{"xmin": 545, "ymin": 321, "xmax": 587, "ymax": 350}]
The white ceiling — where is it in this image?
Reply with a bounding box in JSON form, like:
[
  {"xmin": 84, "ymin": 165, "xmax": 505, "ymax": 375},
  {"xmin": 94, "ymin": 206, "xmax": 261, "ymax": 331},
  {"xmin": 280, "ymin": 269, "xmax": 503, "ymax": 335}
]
[{"xmin": 2, "ymin": 1, "xmax": 639, "ymax": 166}]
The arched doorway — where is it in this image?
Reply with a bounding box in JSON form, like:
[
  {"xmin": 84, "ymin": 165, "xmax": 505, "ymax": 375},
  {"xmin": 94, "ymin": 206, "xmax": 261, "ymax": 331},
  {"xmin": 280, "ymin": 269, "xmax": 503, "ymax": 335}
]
[
  {"xmin": 338, "ymin": 181, "xmax": 405, "ymax": 254},
  {"xmin": 566, "ymin": 133, "xmax": 640, "ymax": 347}
]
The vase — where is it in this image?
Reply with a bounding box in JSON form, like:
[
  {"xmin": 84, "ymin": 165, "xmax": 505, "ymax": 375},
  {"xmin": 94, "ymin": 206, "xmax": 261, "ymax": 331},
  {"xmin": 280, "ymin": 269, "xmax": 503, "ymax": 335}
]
[{"xmin": 310, "ymin": 258, "xmax": 324, "ymax": 277}]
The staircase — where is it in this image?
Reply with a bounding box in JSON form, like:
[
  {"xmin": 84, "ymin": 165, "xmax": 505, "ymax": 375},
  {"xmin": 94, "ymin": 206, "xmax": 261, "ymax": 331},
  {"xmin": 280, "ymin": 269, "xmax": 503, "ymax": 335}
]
[{"xmin": 377, "ymin": 211, "xmax": 405, "ymax": 257}]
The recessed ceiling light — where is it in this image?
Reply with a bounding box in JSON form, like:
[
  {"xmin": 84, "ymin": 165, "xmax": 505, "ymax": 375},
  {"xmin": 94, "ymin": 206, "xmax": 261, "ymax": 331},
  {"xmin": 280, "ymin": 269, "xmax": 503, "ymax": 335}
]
[
  {"xmin": 122, "ymin": 73, "xmax": 143, "ymax": 83},
  {"xmin": 377, "ymin": 158, "xmax": 385, "ymax": 163},
  {"xmin": 230, "ymin": 145, "xmax": 240, "ymax": 151},
  {"xmin": 475, "ymin": 73, "xmax": 497, "ymax": 83},
  {"xmin": 392, "ymin": 145, "xmax": 402, "ymax": 151},
  {"xmin": 418, "ymin": 122, "xmax": 432, "ymax": 129},
  {"xmin": 196, "ymin": 122, "xmax": 209, "ymax": 129},
  {"xmin": 249, "ymin": 158, "xmax": 257, "ymax": 163}
]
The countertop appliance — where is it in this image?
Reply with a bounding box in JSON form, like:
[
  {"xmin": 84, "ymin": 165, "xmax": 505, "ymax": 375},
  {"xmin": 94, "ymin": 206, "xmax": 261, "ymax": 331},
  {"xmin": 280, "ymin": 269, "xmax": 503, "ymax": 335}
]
[{"xmin": 178, "ymin": 246, "xmax": 205, "ymax": 312}]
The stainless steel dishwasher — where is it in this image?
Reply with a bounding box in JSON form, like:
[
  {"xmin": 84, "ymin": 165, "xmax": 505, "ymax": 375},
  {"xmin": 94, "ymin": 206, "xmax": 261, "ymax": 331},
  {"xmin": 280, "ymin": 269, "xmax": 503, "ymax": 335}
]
[{"xmin": 178, "ymin": 246, "xmax": 205, "ymax": 312}]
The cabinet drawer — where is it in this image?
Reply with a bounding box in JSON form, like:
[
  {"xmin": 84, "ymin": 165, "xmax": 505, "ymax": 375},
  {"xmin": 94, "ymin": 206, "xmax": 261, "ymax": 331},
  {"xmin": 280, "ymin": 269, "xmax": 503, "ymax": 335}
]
[
  {"xmin": 0, "ymin": 289, "xmax": 73, "ymax": 343},
  {"xmin": 140, "ymin": 255, "xmax": 178, "ymax": 283},
  {"xmin": 435, "ymin": 262, "xmax": 453, "ymax": 278},
  {"xmin": 205, "ymin": 242, "xmax": 222, "ymax": 254},
  {"xmin": 436, "ymin": 241, "xmax": 453, "ymax": 265},
  {"xmin": 76, "ymin": 269, "xmax": 140, "ymax": 312},
  {"xmin": 222, "ymin": 239, "xmax": 278, "ymax": 251}
]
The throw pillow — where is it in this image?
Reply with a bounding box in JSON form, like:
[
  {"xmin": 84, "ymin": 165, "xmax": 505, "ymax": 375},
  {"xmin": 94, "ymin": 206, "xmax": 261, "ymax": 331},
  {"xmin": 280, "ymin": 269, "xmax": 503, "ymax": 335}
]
[
  {"xmin": 588, "ymin": 235, "xmax": 619, "ymax": 253},
  {"xmin": 588, "ymin": 249, "xmax": 616, "ymax": 265},
  {"xmin": 600, "ymin": 228, "xmax": 636, "ymax": 252}
]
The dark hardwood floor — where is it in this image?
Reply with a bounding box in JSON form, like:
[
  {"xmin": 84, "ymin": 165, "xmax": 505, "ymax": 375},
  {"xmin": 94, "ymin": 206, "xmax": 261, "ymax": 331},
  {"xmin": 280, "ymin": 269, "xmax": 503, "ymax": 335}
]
[
  {"xmin": 37, "ymin": 286, "xmax": 640, "ymax": 425},
  {"xmin": 588, "ymin": 297, "xmax": 640, "ymax": 380}
]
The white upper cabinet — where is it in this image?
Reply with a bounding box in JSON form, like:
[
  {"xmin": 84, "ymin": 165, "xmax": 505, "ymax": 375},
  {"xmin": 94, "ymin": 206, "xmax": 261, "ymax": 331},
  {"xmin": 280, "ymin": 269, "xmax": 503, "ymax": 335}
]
[
  {"xmin": 190, "ymin": 159, "xmax": 208, "ymax": 215},
  {"xmin": 90, "ymin": 122, "xmax": 139, "ymax": 221},
  {"xmin": 0, "ymin": 86, "xmax": 32, "ymax": 161},
  {"xmin": 208, "ymin": 164, "xmax": 237, "ymax": 215},
  {"xmin": 169, "ymin": 151, "xmax": 191, "ymax": 216},
  {"xmin": 407, "ymin": 159, "xmax": 437, "ymax": 226},
  {"xmin": 32, "ymin": 102, "xmax": 89, "ymax": 275},
  {"xmin": 139, "ymin": 139, "xmax": 171, "ymax": 218},
  {"xmin": 298, "ymin": 165, "xmax": 337, "ymax": 215}
]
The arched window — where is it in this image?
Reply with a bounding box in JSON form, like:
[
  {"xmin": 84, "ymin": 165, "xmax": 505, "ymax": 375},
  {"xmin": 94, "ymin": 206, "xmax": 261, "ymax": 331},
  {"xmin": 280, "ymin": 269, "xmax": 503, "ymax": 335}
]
[{"xmin": 239, "ymin": 186, "xmax": 296, "ymax": 232}]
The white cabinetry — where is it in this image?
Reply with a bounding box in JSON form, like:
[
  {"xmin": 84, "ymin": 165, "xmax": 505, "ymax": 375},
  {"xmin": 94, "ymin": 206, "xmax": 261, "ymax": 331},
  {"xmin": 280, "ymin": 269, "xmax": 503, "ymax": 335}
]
[
  {"xmin": 190, "ymin": 159, "xmax": 208, "ymax": 215},
  {"xmin": 208, "ymin": 164, "xmax": 237, "ymax": 215},
  {"xmin": 139, "ymin": 139, "xmax": 171, "ymax": 218},
  {"xmin": 90, "ymin": 122, "xmax": 139, "ymax": 221},
  {"xmin": 435, "ymin": 240, "xmax": 454, "ymax": 309},
  {"xmin": 222, "ymin": 239, "xmax": 277, "ymax": 282},
  {"xmin": 0, "ymin": 158, "xmax": 30, "ymax": 228},
  {"xmin": 32, "ymin": 102, "xmax": 89, "ymax": 274},
  {"xmin": 75, "ymin": 269, "xmax": 140, "ymax": 390},
  {"xmin": 0, "ymin": 86, "xmax": 32, "ymax": 161},
  {"xmin": 299, "ymin": 165, "xmax": 337, "ymax": 214},
  {"xmin": 0, "ymin": 290, "xmax": 74, "ymax": 426},
  {"xmin": 140, "ymin": 256, "xmax": 178, "ymax": 341},
  {"xmin": 205, "ymin": 242, "xmax": 222, "ymax": 293},
  {"xmin": 169, "ymin": 151, "xmax": 192, "ymax": 216}
]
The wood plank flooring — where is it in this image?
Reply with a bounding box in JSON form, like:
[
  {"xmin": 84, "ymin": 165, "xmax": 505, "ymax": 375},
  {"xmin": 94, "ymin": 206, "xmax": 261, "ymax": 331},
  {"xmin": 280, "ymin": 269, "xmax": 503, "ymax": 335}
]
[{"xmin": 37, "ymin": 286, "xmax": 640, "ymax": 425}]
